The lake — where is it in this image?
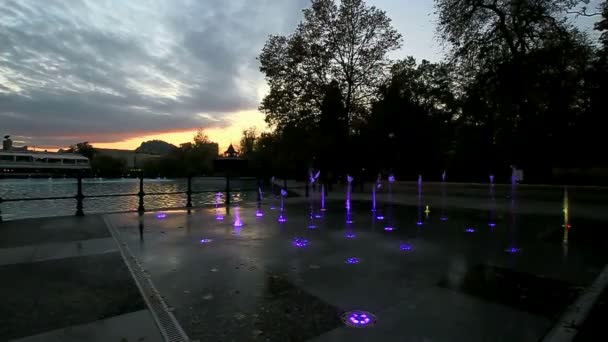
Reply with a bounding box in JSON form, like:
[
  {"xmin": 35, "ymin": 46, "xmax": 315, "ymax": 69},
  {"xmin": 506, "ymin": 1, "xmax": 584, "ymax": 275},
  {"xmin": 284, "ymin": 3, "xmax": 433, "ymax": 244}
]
[{"xmin": 0, "ymin": 177, "xmax": 259, "ymax": 221}]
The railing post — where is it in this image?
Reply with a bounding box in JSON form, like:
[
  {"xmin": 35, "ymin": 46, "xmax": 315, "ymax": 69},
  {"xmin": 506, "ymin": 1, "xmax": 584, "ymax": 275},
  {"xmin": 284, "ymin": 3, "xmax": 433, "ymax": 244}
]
[
  {"xmin": 75, "ymin": 173, "xmax": 84, "ymax": 217},
  {"xmin": 138, "ymin": 171, "xmax": 145, "ymax": 213},
  {"xmin": 225, "ymin": 172, "xmax": 231, "ymax": 207},
  {"xmin": 186, "ymin": 175, "xmax": 193, "ymax": 208}
]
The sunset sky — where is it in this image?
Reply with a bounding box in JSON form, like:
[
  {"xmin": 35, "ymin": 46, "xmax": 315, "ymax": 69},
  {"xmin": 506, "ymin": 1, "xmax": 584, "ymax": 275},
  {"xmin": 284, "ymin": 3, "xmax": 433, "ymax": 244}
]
[{"xmin": 0, "ymin": 0, "xmax": 601, "ymax": 151}]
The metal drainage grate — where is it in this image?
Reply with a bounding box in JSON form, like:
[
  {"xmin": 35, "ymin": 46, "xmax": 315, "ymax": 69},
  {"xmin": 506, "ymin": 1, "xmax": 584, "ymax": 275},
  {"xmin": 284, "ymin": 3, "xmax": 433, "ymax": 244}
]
[
  {"xmin": 104, "ymin": 216, "xmax": 190, "ymax": 342},
  {"xmin": 341, "ymin": 310, "xmax": 377, "ymax": 328}
]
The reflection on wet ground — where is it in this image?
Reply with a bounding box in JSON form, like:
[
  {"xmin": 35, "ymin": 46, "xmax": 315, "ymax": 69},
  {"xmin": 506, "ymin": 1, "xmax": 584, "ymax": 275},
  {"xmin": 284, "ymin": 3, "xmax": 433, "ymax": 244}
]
[{"xmin": 107, "ymin": 198, "xmax": 608, "ymax": 341}]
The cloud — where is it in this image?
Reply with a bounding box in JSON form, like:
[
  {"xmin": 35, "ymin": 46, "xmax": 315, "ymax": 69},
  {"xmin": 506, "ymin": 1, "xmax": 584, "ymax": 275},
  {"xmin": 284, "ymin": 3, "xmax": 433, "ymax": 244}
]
[{"xmin": 0, "ymin": 0, "xmax": 308, "ymax": 146}]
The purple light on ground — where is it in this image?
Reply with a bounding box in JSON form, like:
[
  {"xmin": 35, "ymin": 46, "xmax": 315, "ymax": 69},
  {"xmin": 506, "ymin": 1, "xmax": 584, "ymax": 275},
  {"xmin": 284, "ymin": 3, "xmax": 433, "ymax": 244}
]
[
  {"xmin": 488, "ymin": 222, "xmax": 496, "ymax": 227},
  {"xmin": 315, "ymin": 214, "xmax": 323, "ymax": 218},
  {"xmin": 255, "ymin": 210, "xmax": 264, "ymax": 217},
  {"xmin": 342, "ymin": 311, "xmax": 375, "ymax": 328},
  {"xmin": 384, "ymin": 226, "xmax": 395, "ymax": 231},
  {"xmin": 278, "ymin": 215, "xmax": 287, "ymax": 223},
  {"xmin": 270, "ymin": 206, "xmax": 276, "ymax": 210},
  {"xmin": 156, "ymin": 212, "xmax": 167, "ymax": 219},
  {"xmin": 400, "ymin": 243, "xmax": 412, "ymax": 251},
  {"xmin": 465, "ymin": 227, "xmax": 476, "ymax": 233},
  {"xmin": 504, "ymin": 247, "xmax": 521, "ymax": 254},
  {"xmin": 346, "ymin": 232, "xmax": 356, "ymax": 239},
  {"xmin": 440, "ymin": 217, "xmax": 448, "ymax": 221},
  {"xmin": 416, "ymin": 221, "xmax": 423, "ymax": 226},
  {"xmin": 308, "ymin": 224, "xmax": 317, "ymax": 229},
  {"xmin": 293, "ymin": 238, "xmax": 308, "ymax": 248},
  {"xmin": 345, "ymin": 257, "xmax": 360, "ymax": 264},
  {"xmin": 215, "ymin": 215, "xmax": 224, "ymax": 221},
  {"xmin": 376, "ymin": 215, "xmax": 385, "ymax": 220},
  {"xmin": 346, "ymin": 219, "xmax": 354, "ymax": 224},
  {"xmin": 200, "ymin": 238, "xmax": 213, "ymax": 244},
  {"xmin": 234, "ymin": 219, "xmax": 244, "ymax": 227}
]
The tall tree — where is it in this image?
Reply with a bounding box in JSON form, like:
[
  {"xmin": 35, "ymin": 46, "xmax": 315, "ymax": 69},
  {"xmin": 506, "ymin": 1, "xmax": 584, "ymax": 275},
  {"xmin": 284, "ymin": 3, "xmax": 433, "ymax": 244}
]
[
  {"xmin": 259, "ymin": 0, "xmax": 402, "ymax": 130},
  {"xmin": 67, "ymin": 141, "xmax": 96, "ymax": 160},
  {"xmin": 239, "ymin": 127, "xmax": 258, "ymax": 157},
  {"xmin": 193, "ymin": 128, "xmax": 210, "ymax": 148}
]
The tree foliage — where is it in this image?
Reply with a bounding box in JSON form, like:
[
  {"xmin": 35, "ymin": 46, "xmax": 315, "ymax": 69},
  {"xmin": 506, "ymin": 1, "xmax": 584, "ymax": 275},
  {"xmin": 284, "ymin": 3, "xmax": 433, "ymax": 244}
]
[{"xmin": 259, "ymin": 0, "xmax": 402, "ymax": 130}]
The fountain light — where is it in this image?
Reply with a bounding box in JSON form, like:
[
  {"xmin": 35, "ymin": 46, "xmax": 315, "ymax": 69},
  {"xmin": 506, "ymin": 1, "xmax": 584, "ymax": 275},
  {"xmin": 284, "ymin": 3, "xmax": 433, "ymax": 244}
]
[
  {"xmin": 342, "ymin": 311, "xmax": 376, "ymax": 328},
  {"xmin": 346, "ymin": 232, "xmax": 356, "ymax": 239},
  {"xmin": 400, "ymin": 243, "xmax": 412, "ymax": 251},
  {"xmin": 293, "ymin": 238, "xmax": 308, "ymax": 248},
  {"xmin": 465, "ymin": 227, "xmax": 476, "ymax": 233},
  {"xmin": 200, "ymin": 238, "xmax": 213, "ymax": 244},
  {"xmin": 345, "ymin": 257, "xmax": 360, "ymax": 264},
  {"xmin": 156, "ymin": 212, "xmax": 167, "ymax": 219},
  {"xmin": 384, "ymin": 226, "xmax": 395, "ymax": 231}
]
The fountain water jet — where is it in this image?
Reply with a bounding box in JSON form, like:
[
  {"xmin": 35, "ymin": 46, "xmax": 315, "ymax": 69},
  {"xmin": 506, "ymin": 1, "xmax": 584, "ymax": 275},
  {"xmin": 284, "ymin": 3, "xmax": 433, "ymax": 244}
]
[
  {"xmin": 416, "ymin": 175, "xmax": 423, "ymax": 226},
  {"xmin": 440, "ymin": 170, "xmax": 447, "ymax": 221}
]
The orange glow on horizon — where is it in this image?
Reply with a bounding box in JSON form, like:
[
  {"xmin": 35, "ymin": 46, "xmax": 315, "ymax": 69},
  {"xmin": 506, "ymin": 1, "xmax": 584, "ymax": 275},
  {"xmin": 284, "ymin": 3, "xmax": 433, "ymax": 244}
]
[{"xmin": 92, "ymin": 110, "xmax": 268, "ymax": 152}]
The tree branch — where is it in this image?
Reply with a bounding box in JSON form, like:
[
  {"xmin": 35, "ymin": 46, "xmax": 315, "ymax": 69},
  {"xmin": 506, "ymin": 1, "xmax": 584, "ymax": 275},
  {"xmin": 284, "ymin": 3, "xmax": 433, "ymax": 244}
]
[{"xmin": 566, "ymin": 9, "xmax": 601, "ymax": 17}]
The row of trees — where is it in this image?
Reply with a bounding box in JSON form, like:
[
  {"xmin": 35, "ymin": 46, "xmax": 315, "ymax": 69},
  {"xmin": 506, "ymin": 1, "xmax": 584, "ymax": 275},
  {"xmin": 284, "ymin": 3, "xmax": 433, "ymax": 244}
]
[
  {"xmin": 248, "ymin": 0, "xmax": 608, "ymax": 183},
  {"xmin": 67, "ymin": 129, "xmax": 219, "ymax": 177}
]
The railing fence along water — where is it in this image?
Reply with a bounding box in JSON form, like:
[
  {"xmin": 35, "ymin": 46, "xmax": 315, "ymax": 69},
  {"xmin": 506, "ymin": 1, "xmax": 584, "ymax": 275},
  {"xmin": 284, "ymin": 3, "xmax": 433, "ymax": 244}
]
[{"xmin": 0, "ymin": 173, "xmax": 282, "ymax": 222}]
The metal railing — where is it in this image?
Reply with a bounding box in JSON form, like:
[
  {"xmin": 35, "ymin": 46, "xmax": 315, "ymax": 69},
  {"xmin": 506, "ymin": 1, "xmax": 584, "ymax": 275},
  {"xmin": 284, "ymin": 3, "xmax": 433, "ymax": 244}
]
[{"xmin": 0, "ymin": 173, "xmax": 275, "ymax": 223}]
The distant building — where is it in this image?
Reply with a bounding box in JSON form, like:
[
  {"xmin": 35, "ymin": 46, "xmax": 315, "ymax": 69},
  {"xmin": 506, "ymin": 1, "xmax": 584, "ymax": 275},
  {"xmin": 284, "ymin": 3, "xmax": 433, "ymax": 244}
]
[
  {"xmin": 2, "ymin": 135, "xmax": 28, "ymax": 152},
  {"xmin": 223, "ymin": 144, "xmax": 238, "ymax": 158}
]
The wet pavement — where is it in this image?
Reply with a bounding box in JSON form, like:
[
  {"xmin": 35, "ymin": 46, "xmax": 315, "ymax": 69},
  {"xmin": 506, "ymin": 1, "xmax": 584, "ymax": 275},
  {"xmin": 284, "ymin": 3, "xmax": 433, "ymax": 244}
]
[
  {"xmin": 106, "ymin": 195, "xmax": 608, "ymax": 341},
  {"xmin": 0, "ymin": 215, "xmax": 158, "ymax": 342}
]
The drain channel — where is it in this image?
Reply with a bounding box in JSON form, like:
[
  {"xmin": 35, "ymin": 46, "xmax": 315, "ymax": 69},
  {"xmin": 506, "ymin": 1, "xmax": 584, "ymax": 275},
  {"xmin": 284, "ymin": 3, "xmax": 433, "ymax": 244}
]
[{"xmin": 104, "ymin": 216, "xmax": 190, "ymax": 342}]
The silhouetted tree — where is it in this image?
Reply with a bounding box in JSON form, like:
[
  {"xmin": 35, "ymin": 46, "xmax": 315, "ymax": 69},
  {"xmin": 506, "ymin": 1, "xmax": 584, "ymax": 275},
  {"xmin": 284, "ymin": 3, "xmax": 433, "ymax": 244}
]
[
  {"xmin": 67, "ymin": 142, "xmax": 96, "ymax": 160},
  {"xmin": 259, "ymin": 0, "xmax": 402, "ymax": 130}
]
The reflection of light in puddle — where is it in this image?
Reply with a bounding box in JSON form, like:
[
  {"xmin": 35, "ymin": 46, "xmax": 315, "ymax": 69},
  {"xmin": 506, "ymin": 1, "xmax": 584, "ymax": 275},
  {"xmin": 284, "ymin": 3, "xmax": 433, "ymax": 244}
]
[
  {"xmin": 200, "ymin": 238, "xmax": 213, "ymax": 244},
  {"xmin": 399, "ymin": 243, "xmax": 412, "ymax": 251},
  {"xmin": 293, "ymin": 238, "xmax": 308, "ymax": 248},
  {"xmin": 156, "ymin": 212, "xmax": 167, "ymax": 219},
  {"xmin": 341, "ymin": 310, "xmax": 376, "ymax": 328},
  {"xmin": 345, "ymin": 257, "xmax": 360, "ymax": 264}
]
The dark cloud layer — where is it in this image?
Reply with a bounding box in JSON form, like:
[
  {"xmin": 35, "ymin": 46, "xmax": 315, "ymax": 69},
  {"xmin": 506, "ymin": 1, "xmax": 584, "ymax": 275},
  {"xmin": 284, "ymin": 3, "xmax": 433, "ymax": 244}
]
[{"xmin": 0, "ymin": 0, "xmax": 308, "ymax": 145}]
